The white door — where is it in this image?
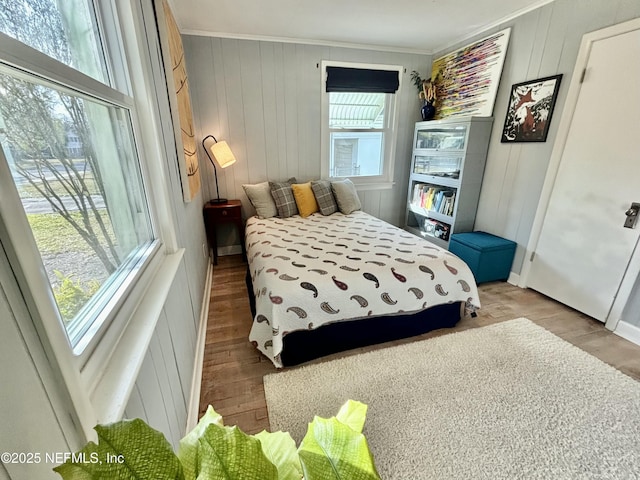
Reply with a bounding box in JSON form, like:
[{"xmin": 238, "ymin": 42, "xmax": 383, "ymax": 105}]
[{"xmin": 527, "ymin": 24, "xmax": 640, "ymax": 322}]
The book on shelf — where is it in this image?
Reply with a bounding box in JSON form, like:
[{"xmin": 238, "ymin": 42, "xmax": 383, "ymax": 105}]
[{"xmin": 411, "ymin": 183, "xmax": 456, "ymax": 216}]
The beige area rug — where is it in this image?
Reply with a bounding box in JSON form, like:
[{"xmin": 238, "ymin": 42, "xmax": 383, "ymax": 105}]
[{"xmin": 264, "ymin": 318, "xmax": 640, "ymax": 479}]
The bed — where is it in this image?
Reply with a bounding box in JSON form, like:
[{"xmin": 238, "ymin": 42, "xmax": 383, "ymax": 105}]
[{"xmin": 245, "ymin": 210, "xmax": 480, "ymax": 367}]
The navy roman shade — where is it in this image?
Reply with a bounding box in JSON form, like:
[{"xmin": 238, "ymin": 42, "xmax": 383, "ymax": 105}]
[{"xmin": 325, "ymin": 67, "xmax": 399, "ymax": 93}]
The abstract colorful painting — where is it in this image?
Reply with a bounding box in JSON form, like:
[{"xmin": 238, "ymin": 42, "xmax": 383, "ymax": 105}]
[
  {"xmin": 501, "ymin": 74, "xmax": 563, "ymax": 143},
  {"xmin": 431, "ymin": 28, "xmax": 510, "ymax": 119}
]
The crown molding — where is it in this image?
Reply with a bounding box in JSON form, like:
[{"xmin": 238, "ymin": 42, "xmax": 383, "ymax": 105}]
[{"xmin": 180, "ymin": 29, "xmax": 432, "ymax": 56}]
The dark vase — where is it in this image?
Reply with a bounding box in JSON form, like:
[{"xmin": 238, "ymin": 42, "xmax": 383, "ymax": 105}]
[{"xmin": 420, "ymin": 101, "xmax": 436, "ymax": 121}]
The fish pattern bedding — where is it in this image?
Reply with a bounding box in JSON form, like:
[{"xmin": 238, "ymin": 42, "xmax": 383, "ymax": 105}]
[{"xmin": 246, "ymin": 211, "xmax": 480, "ymax": 367}]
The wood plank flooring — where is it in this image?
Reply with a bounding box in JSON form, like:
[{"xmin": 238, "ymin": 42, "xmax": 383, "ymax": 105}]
[{"xmin": 199, "ymin": 254, "xmax": 640, "ymax": 434}]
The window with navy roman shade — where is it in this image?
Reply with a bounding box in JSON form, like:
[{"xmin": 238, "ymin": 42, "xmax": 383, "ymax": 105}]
[
  {"xmin": 321, "ymin": 61, "xmax": 403, "ymax": 187},
  {"xmin": 326, "ymin": 67, "xmax": 400, "ymax": 93}
]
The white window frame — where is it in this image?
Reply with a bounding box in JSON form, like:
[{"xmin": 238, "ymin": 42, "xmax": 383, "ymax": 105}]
[
  {"xmin": 320, "ymin": 60, "xmax": 403, "ymax": 191},
  {"xmin": 0, "ymin": 0, "xmax": 182, "ymax": 438}
]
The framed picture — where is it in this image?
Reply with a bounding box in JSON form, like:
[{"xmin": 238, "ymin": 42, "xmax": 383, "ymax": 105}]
[{"xmin": 501, "ymin": 74, "xmax": 563, "ymax": 143}]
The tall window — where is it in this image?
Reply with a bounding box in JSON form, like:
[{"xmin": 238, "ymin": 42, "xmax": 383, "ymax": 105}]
[
  {"xmin": 0, "ymin": 0, "xmax": 157, "ymax": 353},
  {"xmin": 321, "ymin": 61, "xmax": 403, "ymax": 188}
]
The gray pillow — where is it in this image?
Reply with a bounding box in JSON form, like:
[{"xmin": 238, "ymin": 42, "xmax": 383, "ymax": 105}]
[
  {"xmin": 270, "ymin": 178, "xmax": 299, "ymax": 218},
  {"xmin": 311, "ymin": 179, "xmax": 338, "ymax": 215},
  {"xmin": 243, "ymin": 181, "xmax": 277, "ymax": 218},
  {"xmin": 331, "ymin": 178, "xmax": 362, "ymax": 214}
]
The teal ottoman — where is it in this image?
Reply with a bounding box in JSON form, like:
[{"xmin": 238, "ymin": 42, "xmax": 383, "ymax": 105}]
[{"xmin": 449, "ymin": 232, "xmax": 516, "ymax": 283}]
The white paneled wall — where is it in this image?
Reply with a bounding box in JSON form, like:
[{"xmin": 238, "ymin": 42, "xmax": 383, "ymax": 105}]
[
  {"xmin": 436, "ymin": 0, "xmax": 640, "ymax": 274},
  {"xmin": 0, "ymin": 252, "xmax": 201, "ymax": 479},
  {"xmin": 183, "ymin": 36, "xmax": 431, "ymax": 231},
  {"xmin": 0, "ymin": 257, "xmax": 78, "ymax": 480},
  {"xmin": 124, "ymin": 261, "xmax": 199, "ymax": 449}
]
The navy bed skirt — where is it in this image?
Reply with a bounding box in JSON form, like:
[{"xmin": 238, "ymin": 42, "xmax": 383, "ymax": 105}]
[{"xmin": 246, "ymin": 268, "xmax": 461, "ymax": 367}]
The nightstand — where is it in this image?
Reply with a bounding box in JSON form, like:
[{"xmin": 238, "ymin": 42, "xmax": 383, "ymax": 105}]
[{"xmin": 203, "ymin": 200, "xmax": 245, "ymax": 265}]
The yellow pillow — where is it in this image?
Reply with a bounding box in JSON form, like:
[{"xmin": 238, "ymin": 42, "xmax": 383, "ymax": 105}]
[{"xmin": 291, "ymin": 182, "xmax": 319, "ymax": 218}]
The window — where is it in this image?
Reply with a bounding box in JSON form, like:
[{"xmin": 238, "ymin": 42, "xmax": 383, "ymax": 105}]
[
  {"xmin": 0, "ymin": 0, "xmax": 108, "ymax": 83},
  {"xmin": 1, "ymin": 74, "xmax": 156, "ymax": 349},
  {"xmin": 321, "ymin": 61, "xmax": 403, "ymax": 189},
  {"xmin": 0, "ymin": 1, "xmax": 164, "ymax": 356}
]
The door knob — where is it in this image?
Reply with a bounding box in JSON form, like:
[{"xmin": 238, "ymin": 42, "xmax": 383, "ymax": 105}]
[{"xmin": 624, "ymin": 202, "xmax": 640, "ymax": 228}]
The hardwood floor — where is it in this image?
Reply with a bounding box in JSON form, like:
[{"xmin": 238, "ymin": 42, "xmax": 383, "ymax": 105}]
[{"xmin": 199, "ymin": 254, "xmax": 640, "ymax": 434}]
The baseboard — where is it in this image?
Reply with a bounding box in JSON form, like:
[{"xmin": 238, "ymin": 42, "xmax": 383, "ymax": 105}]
[
  {"xmin": 507, "ymin": 271, "xmax": 520, "ymax": 286},
  {"xmin": 217, "ymin": 245, "xmax": 242, "ymax": 257},
  {"xmin": 614, "ymin": 320, "xmax": 640, "ymax": 347},
  {"xmin": 185, "ymin": 258, "xmax": 213, "ymax": 432}
]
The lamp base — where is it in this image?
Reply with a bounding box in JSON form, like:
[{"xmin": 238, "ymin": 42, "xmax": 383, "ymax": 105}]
[{"xmin": 208, "ymin": 198, "xmax": 228, "ymax": 205}]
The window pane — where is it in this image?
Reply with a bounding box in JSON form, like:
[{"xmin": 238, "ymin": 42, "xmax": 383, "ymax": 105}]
[
  {"xmin": 330, "ymin": 132, "xmax": 383, "ymax": 177},
  {"xmin": 329, "ymin": 92, "xmax": 385, "ymax": 128},
  {"xmin": 0, "ymin": 0, "xmax": 107, "ymax": 83},
  {"xmin": 0, "ymin": 72, "xmax": 154, "ymax": 345}
]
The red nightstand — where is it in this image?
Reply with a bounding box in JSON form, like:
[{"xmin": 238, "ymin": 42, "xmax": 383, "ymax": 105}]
[{"xmin": 203, "ymin": 200, "xmax": 245, "ymax": 265}]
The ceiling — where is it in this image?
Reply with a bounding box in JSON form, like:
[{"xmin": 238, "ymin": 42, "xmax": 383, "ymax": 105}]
[{"xmin": 171, "ymin": 0, "xmax": 554, "ymax": 54}]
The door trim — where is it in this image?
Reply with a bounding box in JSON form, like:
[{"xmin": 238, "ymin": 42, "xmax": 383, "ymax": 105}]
[{"xmin": 520, "ymin": 17, "xmax": 640, "ymax": 332}]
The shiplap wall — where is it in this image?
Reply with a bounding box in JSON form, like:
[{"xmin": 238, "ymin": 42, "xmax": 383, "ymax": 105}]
[
  {"xmin": 437, "ymin": 0, "xmax": 640, "ymax": 275},
  {"xmin": 0, "ymin": 250, "xmax": 81, "ymax": 479},
  {"xmin": 122, "ymin": 261, "xmax": 199, "ymax": 450},
  {"xmin": 183, "ymin": 36, "xmax": 430, "ymax": 236},
  {"xmin": 0, "ymin": 256, "xmax": 200, "ymax": 479}
]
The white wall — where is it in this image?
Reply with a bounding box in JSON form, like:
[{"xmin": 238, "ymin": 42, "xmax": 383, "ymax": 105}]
[
  {"xmin": 0, "ymin": 252, "xmax": 202, "ymax": 480},
  {"xmin": 122, "ymin": 262, "xmax": 200, "ymax": 450},
  {"xmin": 436, "ymin": 0, "xmax": 640, "ymax": 275},
  {"xmin": 0, "ymin": 250, "xmax": 81, "ymax": 479},
  {"xmin": 183, "ymin": 36, "xmax": 430, "ymax": 236}
]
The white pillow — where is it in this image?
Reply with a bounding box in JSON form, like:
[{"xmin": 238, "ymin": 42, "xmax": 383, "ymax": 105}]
[
  {"xmin": 331, "ymin": 179, "xmax": 362, "ymax": 214},
  {"xmin": 243, "ymin": 181, "xmax": 277, "ymax": 218}
]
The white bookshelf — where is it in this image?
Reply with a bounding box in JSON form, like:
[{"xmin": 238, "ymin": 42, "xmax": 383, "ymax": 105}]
[{"xmin": 405, "ymin": 116, "xmax": 493, "ymax": 248}]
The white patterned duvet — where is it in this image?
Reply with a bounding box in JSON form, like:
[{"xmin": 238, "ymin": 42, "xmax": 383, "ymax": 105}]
[{"xmin": 246, "ymin": 211, "xmax": 480, "ymax": 367}]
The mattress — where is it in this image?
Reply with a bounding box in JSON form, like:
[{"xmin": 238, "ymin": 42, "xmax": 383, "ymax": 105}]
[{"xmin": 246, "ymin": 211, "xmax": 480, "ymax": 367}]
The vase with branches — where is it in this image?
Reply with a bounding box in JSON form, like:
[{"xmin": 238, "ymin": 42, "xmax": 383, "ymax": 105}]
[{"xmin": 410, "ymin": 70, "xmax": 437, "ymax": 120}]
